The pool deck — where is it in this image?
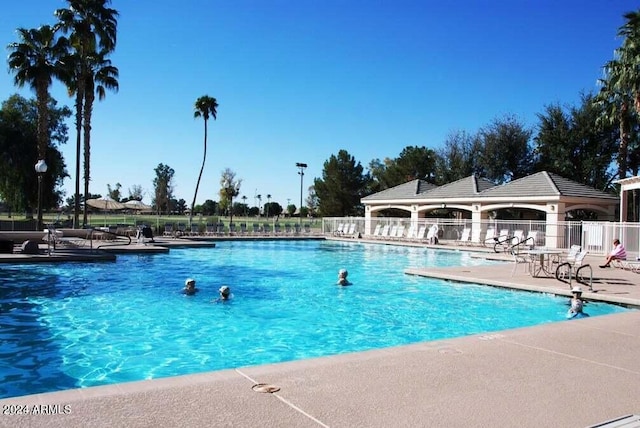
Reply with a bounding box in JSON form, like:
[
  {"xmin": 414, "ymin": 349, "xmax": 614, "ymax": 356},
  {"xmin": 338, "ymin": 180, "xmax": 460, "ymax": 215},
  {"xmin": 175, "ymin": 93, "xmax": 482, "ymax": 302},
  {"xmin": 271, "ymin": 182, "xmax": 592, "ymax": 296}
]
[{"xmin": 1, "ymin": 237, "xmax": 639, "ymax": 427}]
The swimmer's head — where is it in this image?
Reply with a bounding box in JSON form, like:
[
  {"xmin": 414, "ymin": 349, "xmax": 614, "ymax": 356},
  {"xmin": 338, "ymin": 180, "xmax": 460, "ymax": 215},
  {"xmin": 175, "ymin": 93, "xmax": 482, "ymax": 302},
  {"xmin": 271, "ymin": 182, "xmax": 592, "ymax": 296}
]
[
  {"xmin": 185, "ymin": 278, "xmax": 196, "ymax": 287},
  {"xmin": 338, "ymin": 269, "xmax": 348, "ymax": 278},
  {"xmin": 219, "ymin": 285, "xmax": 231, "ymax": 297}
]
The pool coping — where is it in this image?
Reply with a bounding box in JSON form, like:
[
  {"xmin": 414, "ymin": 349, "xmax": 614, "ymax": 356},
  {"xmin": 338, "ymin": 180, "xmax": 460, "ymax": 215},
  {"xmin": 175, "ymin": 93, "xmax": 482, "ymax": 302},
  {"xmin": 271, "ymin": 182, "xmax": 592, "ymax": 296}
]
[{"xmin": 1, "ymin": 237, "xmax": 639, "ymax": 427}]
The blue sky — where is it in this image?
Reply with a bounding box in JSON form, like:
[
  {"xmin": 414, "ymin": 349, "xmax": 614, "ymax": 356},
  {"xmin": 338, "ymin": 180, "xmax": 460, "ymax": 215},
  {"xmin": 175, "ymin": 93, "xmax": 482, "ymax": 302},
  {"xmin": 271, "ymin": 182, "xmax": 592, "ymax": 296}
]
[{"xmin": 0, "ymin": 1, "xmax": 635, "ymax": 207}]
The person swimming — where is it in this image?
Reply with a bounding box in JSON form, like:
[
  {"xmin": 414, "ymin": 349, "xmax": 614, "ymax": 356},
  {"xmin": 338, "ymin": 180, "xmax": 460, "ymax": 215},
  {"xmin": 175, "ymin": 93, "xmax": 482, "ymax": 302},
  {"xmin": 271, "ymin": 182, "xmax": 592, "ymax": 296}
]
[
  {"xmin": 214, "ymin": 285, "xmax": 232, "ymax": 302},
  {"xmin": 183, "ymin": 278, "xmax": 199, "ymax": 296},
  {"xmin": 337, "ymin": 269, "xmax": 351, "ymax": 286},
  {"xmin": 567, "ymin": 286, "xmax": 588, "ymax": 318}
]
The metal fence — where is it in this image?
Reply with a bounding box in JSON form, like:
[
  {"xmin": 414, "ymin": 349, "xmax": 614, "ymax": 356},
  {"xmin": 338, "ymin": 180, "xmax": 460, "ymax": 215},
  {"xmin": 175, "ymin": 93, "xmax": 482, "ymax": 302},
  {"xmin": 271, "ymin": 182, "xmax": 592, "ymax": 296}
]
[{"xmin": 322, "ymin": 217, "xmax": 640, "ymax": 258}]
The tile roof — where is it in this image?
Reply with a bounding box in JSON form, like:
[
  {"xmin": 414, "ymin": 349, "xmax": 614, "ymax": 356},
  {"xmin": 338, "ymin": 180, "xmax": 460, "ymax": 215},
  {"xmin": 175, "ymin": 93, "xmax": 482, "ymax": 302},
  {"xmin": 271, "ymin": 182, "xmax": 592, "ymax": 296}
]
[
  {"xmin": 361, "ymin": 179, "xmax": 438, "ymax": 201},
  {"xmin": 362, "ymin": 171, "xmax": 618, "ymax": 203},
  {"xmin": 477, "ymin": 171, "xmax": 618, "ymax": 200}
]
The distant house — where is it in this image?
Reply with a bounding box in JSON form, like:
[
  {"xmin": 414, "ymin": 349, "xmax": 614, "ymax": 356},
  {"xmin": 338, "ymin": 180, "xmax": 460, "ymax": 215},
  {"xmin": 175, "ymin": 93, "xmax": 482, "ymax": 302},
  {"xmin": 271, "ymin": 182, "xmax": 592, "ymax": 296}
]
[{"xmin": 361, "ymin": 171, "xmax": 619, "ymax": 247}]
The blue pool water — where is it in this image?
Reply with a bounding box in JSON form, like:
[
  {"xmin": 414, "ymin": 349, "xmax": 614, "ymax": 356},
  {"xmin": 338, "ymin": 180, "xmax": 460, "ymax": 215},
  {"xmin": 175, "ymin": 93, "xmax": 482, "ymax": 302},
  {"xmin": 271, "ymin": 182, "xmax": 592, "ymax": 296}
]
[{"xmin": 0, "ymin": 240, "xmax": 630, "ymax": 398}]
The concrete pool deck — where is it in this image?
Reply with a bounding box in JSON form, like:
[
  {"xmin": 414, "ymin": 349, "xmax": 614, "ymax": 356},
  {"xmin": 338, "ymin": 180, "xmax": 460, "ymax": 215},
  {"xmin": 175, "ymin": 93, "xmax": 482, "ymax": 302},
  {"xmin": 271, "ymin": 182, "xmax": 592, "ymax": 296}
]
[{"xmin": 0, "ymin": 239, "xmax": 639, "ymax": 427}]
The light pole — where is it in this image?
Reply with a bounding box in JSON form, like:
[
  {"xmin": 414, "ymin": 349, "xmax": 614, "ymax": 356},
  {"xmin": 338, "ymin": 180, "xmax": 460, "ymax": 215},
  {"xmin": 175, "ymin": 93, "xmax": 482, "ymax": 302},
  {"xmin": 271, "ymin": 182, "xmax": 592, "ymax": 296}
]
[
  {"xmin": 35, "ymin": 159, "xmax": 48, "ymax": 231},
  {"xmin": 296, "ymin": 162, "xmax": 307, "ymax": 225}
]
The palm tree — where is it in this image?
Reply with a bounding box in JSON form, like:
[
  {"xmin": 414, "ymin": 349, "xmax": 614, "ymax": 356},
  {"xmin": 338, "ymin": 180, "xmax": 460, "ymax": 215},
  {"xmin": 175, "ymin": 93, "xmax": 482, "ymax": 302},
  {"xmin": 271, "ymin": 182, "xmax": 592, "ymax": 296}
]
[
  {"xmin": 597, "ymin": 59, "xmax": 633, "ymax": 181},
  {"xmin": 191, "ymin": 95, "xmax": 219, "ymax": 226},
  {"xmin": 80, "ymin": 51, "xmax": 118, "ymax": 225},
  {"xmin": 8, "ymin": 26, "xmax": 69, "ymax": 160},
  {"xmin": 241, "ymin": 195, "xmax": 248, "ymax": 217},
  {"xmin": 266, "ymin": 194, "xmax": 271, "ymax": 218},
  {"xmin": 55, "ymin": 0, "xmax": 119, "ymax": 227},
  {"xmin": 8, "ymin": 25, "xmax": 69, "ymax": 229}
]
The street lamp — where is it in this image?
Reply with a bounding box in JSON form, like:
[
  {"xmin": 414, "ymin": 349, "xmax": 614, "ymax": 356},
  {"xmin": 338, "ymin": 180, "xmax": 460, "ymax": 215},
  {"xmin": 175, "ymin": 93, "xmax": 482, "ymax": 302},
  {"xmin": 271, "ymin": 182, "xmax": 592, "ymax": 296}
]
[
  {"xmin": 296, "ymin": 162, "xmax": 307, "ymax": 225},
  {"xmin": 35, "ymin": 159, "xmax": 48, "ymax": 231}
]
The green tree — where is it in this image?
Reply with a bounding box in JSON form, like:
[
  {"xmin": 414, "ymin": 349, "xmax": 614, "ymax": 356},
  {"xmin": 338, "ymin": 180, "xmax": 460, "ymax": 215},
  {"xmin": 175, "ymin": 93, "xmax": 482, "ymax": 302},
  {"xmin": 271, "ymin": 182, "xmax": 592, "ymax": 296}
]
[
  {"xmin": 191, "ymin": 95, "xmax": 219, "ymax": 226},
  {"xmin": 314, "ymin": 149, "xmax": 370, "ymax": 216},
  {"xmin": 477, "ymin": 115, "xmax": 534, "ymax": 183},
  {"xmin": 56, "ymin": 0, "xmax": 119, "ymax": 227},
  {"xmin": 106, "ymin": 182, "xmax": 122, "ymax": 201},
  {"xmin": 434, "ymin": 130, "xmax": 480, "ymax": 184},
  {"xmin": 152, "ymin": 163, "xmax": 175, "ymax": 214},
  {"xmin": 0, "ymin": 94, "xmax": 70, "ymax": 213},
  {"xmin": 535, "ymin": 94, "xmax": 618, "ymax": 191}
]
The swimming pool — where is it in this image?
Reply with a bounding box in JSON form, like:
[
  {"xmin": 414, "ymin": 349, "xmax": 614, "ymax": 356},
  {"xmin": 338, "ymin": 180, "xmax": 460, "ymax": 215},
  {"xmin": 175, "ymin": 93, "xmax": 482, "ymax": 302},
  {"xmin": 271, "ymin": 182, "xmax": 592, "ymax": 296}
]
[{"xmin": 0, "ymin": 240, "xmax": 629, "ymax": 398}]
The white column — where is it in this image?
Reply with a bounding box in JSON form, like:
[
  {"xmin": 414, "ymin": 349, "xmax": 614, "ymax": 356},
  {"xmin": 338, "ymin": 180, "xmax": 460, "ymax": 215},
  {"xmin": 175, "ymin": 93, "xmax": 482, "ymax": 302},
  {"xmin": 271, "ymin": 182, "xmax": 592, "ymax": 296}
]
[{"xmin": 545, "ymin": 203, "xmax": 564, "ymax": 248}]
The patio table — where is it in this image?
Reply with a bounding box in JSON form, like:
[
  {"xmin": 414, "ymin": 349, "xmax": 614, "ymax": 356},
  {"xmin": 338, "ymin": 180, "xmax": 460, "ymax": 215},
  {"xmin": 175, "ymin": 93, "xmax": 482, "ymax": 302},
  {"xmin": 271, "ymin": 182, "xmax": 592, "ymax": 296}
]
[{"xmin": 526, "ymin": 249, "xmax": 564, "ymax": 278}]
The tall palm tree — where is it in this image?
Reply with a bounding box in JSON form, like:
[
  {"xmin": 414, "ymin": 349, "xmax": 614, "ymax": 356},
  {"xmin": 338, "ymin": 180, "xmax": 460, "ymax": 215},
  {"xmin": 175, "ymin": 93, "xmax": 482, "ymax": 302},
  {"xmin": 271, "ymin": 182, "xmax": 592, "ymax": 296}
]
[
  {"xmin": 8, "ymin": 25, "xmax": 69, "ymax": 160},
  {"xmin": 81, "ymin": 51, "xmax": 119, "ymax": 225},
  {"xmin": 7, "ymin": 25, "xmax": 69, "ymax": 229},
  {"xmin": 191, "ymin": 95, "xmax": 219, "ymax": 226},
  {"xmin": 55, "ymin": 0, "xmax": 119, "ymax": 227},
  {"xmin": 617, "ymin": 10, "xmax": 640, "ymax": 113},
  {"xmin": 597, "ymin": 59, "xmax": 633, "ymax": 181}
]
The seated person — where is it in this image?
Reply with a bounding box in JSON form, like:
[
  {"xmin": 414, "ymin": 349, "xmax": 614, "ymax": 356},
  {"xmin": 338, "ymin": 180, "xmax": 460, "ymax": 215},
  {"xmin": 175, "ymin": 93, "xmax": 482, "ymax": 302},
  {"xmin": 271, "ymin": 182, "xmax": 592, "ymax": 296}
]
[
  {"xmin": 214, "ymin": 285, "xmax": 232, "ymax": 302},
  {"xmin": 183, "ymin": 278, "xmax": 199, "ymax": 295},
  {"xmin": 600, "ymin": 238, "xmax": 626, "ymax": 268},
  {"xmin": 336, "ymin": 269, "xmax": 351, "ymax": 286}
]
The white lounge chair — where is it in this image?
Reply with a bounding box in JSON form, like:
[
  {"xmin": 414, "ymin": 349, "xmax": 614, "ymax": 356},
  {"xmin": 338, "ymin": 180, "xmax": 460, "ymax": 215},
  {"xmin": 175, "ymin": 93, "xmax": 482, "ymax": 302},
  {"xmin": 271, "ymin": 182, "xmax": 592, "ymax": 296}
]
[{"xmin": 457, "ymin": 228, "xmax": 471, "ymax": 245}]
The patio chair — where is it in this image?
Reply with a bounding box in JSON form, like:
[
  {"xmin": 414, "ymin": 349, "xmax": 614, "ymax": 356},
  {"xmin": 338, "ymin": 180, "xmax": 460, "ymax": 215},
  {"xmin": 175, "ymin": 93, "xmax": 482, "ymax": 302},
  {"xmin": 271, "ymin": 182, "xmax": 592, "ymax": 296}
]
[
  {"xmin": 252, "ymin": 223, "xmax": 261, "ymax": 234},
  {"xmin": 394, "ymin": 225, "xmax": 405, "ymax": 240},
  {"xmin": 334, "ymin": 223, "xmax": 345, "ymax": 236},
  {"xmin": 239, "ymin": 223, "xmax": 248, "ymax": 235},
  {"xmin": 284, "ymin": 223, "xmax": 293, "ymax": 235},
  {"xmin": 216, "ymin": 222, "xmax": 225, "ymax": 236},
  {"xmin": 274, "ymin": 223, "xmax": 282, "ymax": 235},
  {"xmin": 379, "ymin": 224, "xmax": 390, "ymax": 239},
  {"xmin": 346, "ymin": 223, "xmax": 356, "ymax": 237},
  {"xmin": 294, "ymin": 223, "xmax": 301, "ymax": 234},
  {"xmin": 229, "ymin": 223, "xmax": 237, "ymax": 235},
  {"xmin": 511, "ymin": 248, "xmax": 531, "ymax": 277},
  {"xmin": 176, "ymin": 222, "xmax": 187, "ymax": 237},
  {"xmin": 555, "ymin": 250, "xmax": 592, "ymax": 290},
  {"xmin": 371, "ymin": 224, "xmax": 382, "ymax": 238},
  {"xmin": 163, "ymin": 223, "xmax": 174, "ymax": 237},
  {"xmin": 303, "ymin": 223, "xmax": 311, "ymax": 234},
  {"xmin": 416, "ymin": 225, "xmax": 427, "ymax": 240},
  {"xmin": 263, "ymin": 224, "xmax": 272, "ymax": 235}
]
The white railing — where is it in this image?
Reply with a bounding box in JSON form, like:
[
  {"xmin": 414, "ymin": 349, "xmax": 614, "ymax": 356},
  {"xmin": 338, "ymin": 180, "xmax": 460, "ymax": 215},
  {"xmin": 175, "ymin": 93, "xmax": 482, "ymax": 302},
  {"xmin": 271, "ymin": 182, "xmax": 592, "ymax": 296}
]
[{"xmin": 322, "ymin": 217, "xmax": 640, "ymax": 258}]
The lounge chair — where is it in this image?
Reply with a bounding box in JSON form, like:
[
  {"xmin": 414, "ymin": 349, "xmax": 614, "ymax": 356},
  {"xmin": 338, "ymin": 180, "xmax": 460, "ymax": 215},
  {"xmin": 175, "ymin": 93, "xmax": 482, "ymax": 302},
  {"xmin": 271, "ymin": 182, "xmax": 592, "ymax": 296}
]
[
  {"xmin": 334, "ymin": 223, "xmax": 345, "ymax": 236},
  {"xmin": 483, "ymin": 227, "xmax": 497, "ymax": 246},
  {"xmin": 274, "ymin": 223, "xmax": 282, "ymax": 235},
  {"xmin": 294, "ymin": 223, "xmax": 301, "ymax": 234},
  {"xmin": 263, "ymin": 224, "xmax": 272, "ymax": 235},
  {"xmin": 239, "ymin": 223, "xmax": 248, "ymax": 235},
  {"xmin": 426, "ymin": 224, "xmax": 439, "ymax": 244},
  {"xmin": 379, "ymin": 224, "xmax": 390, "ymax": 239},
  {"xmin": 394, "ymin": 225, "xmax": 405, "ymax": 240},
  {"xmin": 205, "ymin": 223, "xmax": 216, "ymax": 236},
  {"xmin": 229, "ymin": 223, "xmax": 237, "ymax": 235},
  {"xmin": 216, "ymin": 222, "xmax": 225, "ymax": 236},
  {"xmin": 511, "ymin": 230, "xmax": 524, "ymax": 248},
  {"xmin": 371, "ymin": 224, "xmax": 382, "ymax": 238},
  {"xmin": 303, "ymin": 223, "xmax": 311, "ymax": 234},
  {"xmin": 189, "ymin": 223, "xmax": 200, "ymax": 236},
  {"xmin": 346, "ymin": 223, "xmax": 356, "ymax": 237},
  {"xmin": 457, "ymin": 228, "xmax": 471, "ymax": 245},
  {"xmin": 163, "ymin": 223, "xmax": 174, "ymax": 237},
  {"xmin": 416, "ymin": 225, "xmax": 427, "ymax": 240},
  {"xmin": 284, "ymin": 223, "xmax": 293, "ymax": 235},
  {"xmin": 388, "ymin": 225, "xmax": 398, "ymax": 239},
  {"xmin": 252, "ymin": 223, "xmax": 261, "ymax": 235},
  {"xmin": 405, "ymin": 225, "xmax": 416, "ymax": 240},
  {"xmin": 176, "ymin": 223, "xmax": 187, "ymax": 237}
]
